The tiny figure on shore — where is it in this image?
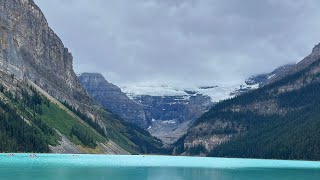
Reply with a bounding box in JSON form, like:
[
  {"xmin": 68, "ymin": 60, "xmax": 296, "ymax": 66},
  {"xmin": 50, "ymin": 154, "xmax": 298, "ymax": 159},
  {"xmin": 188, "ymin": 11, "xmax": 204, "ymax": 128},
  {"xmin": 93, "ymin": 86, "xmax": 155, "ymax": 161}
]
[{"xmin": 29, "ymin": 154, "xmax": 37, "ymax": 158}]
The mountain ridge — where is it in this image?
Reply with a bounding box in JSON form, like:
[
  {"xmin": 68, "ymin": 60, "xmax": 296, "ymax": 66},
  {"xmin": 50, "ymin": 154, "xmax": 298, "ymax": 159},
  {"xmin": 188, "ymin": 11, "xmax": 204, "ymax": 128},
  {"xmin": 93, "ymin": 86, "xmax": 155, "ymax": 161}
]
[
  {"xmin": 78, "ymin": 73, "xmax": 148, "ymax": 128},
  {"xmin": 173, "ymin": 43, "xmax": 320, "ymax": 160},
  {"xmin": 78, "ymin": 64, "xmax": 293, "ymax": 145},
  {"xmin": 78, "ymin": 73, "xmax": 214, "ymax": 144}
]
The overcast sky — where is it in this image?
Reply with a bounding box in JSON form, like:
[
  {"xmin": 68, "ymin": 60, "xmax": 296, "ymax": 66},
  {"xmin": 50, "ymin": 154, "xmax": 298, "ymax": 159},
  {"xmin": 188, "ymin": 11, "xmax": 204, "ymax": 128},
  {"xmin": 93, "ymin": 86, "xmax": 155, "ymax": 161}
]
[{"xmin": 34, "ymin": 0, "xmax": 320, "ymax": 87}]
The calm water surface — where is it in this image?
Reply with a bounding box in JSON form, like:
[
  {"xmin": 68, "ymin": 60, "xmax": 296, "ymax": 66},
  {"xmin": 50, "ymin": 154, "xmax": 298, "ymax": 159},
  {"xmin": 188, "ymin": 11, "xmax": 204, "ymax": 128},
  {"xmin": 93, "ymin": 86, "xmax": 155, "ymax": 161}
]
[{"xmin": 1, "ymin": 154, "xmax": 320, "ymax": 180}]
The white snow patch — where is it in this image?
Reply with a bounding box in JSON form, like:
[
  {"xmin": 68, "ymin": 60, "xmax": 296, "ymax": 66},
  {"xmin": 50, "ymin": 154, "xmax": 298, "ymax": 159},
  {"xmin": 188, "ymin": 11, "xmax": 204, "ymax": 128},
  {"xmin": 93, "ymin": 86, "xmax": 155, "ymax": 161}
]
[
  {"xmin": 121, "ymin": 85, "xmax": 188, "ymax": 98},
  {"xmin": 120, "ymin": 82, "xmax": 260, "ymax": 103},
  {"xmin": 196, "ymin": 84, "xmax": 240, "ymax": 102},
  {"xmin": 161, "ymin": 120, "xmax": 176, "ymax": 124},
  {"xmin": 268, "ymin": 74, "xmax": 276, "ymax": 80}
]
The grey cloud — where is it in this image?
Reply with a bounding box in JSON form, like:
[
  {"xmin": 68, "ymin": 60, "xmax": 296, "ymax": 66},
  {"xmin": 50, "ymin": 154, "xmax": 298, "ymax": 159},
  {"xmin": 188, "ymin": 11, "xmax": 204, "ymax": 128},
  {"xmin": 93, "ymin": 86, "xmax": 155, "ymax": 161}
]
[{"xmin": 34, "ymin": 0, "xmax": 320, "ymax": 86}]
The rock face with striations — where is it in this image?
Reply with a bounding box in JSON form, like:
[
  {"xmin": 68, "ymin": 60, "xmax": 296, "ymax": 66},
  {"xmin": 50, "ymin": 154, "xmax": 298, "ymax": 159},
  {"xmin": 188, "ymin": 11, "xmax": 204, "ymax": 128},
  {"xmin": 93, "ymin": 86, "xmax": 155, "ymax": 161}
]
[
  {"xmin": 138, "ymin": 94, "xmax": 213, "ymax": 144},
  {"xmin": 0, "ymin": 0, "xmax": 167, "ymax": 155},
  {"xmin": 78, "ymin": 73, "xmax": 148, "ymax": 128},
  {"xmin": 0, "ymin": 0, "xmax": 93, "ymax": 111},
  {"xmin": 78, "ymin": 74, "xmax": 214, "ymax": 144}
]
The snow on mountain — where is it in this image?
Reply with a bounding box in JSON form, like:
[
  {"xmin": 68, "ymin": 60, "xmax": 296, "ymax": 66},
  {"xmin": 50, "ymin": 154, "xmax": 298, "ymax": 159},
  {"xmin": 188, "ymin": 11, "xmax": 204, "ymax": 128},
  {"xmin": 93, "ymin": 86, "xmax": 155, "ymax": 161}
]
[
  {"xmin": 245, "ymin": 64, "xmax": 295, "ymax": 86},
  {"xmin": 121, "ymin": 83, "xmax": 259, "ymax": 103},
  {"xmin": 121, "ymin": 85, "xmax": 188, "ymax": 98}
]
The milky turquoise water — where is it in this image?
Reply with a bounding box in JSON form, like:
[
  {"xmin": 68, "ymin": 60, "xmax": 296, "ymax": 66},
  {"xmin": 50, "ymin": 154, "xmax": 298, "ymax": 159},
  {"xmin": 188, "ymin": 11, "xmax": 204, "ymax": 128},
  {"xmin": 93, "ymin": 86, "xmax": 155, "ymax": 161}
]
[{"xmin": 1, "ymin": 154, "xmax": 320, "ymax": 180}]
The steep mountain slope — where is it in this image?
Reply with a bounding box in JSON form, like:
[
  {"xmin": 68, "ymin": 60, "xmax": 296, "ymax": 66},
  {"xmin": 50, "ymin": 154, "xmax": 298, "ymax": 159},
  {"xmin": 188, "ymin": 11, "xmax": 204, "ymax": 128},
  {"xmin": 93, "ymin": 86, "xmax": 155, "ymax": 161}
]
[
  {"xmin": 0, "ymin": 0, "xmax": 166, "ymax": 154},
  {"xmin": 245, "ymin": 64, "xmax": 295, "ymax": 86},
  {"xmin": 79, "ymin": 76, "xmax": 261, "ymax": 145},
  {"xmin": 78, "ymin": 73, "xmax": 214, "ymax": 144},
  {"xmin": 175, "ymin": 43, "xmax": 320, "ymax": 160},
  {"xmin": 135, "ymin": 93, "xmax": 213, "ymax": 144},
  {"xmin": 0, "ymin": 72, "xmax": 117, "ymax": 153},
  {"xmin": 121, "ymin": 83, "xmax": 260, "ymax": 144},
  {"xmin": 78, "ymin": 73, "xmax": 147, "ymax": 128},
  {"xmin": 0, "ymin": 0, "xmax": 92, "ymax": 110},
  {"xmin": 82, "ymin": 78, "xmax": 216, "ymax": 144}
]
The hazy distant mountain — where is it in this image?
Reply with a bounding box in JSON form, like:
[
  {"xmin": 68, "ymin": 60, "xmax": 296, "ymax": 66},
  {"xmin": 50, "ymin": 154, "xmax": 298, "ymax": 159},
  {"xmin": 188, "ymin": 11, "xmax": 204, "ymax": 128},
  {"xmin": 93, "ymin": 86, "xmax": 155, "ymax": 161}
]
[
  {"xmin": 78, "ymin": 73, "xmax": 148, "ymax": 128},
  {"xmin": 245, "ymin": 64, "xmax": 295, "ymax": 86},
  {"xmin": 78, "ymin": 75, "xmax": 214, "ymax": 144}
]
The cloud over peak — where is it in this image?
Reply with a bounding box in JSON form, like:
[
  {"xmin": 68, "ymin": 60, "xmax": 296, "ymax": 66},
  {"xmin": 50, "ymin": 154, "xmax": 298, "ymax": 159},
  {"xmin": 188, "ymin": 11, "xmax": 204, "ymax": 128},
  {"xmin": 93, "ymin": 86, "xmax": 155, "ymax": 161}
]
[{"xmin": 34, "ymin": 0, "xmax": 320, "ymax": 86}]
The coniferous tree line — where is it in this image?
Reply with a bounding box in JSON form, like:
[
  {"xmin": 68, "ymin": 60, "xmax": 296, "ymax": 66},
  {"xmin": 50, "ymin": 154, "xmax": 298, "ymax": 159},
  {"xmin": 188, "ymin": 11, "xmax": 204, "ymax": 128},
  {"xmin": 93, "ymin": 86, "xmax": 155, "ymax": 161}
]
[
  {"xmin": 62, "ymin": 101, "xmax": 106, "ymax": 138},
  {"xmin": 208, "ymin": 102, "xmax": 320, "ymax": 160},
  {"xmin": 63, "ymin": 101, "xmax": 171, "ymax": 154},
  {"xmin": 174, "ymin": 58, "xmax": 320, "ymax": 158},
  {"xmin": 0, "ymin": 82, "xmax": 170, "ymax": 154},
  {"xmin": 70, "ymin": 125, "xmax": 96, "ymax": 148},
  {"xmin": 187, "ymin": 144, "xmax": 208, "ymax": 155},
  {"xmin": 0, "ymin": 84, "xmax": 3, "ymax": 93},
  {"xmin": 0, "ymin": 99, "xmax": 50, "ymax": 152},
  {"xmin": 0, "ymin": 84, "xmax": 58, "ymax": 152},
  {"xmin": 197, "ymin": 58, "xmax": 320, "ymax": 160}
]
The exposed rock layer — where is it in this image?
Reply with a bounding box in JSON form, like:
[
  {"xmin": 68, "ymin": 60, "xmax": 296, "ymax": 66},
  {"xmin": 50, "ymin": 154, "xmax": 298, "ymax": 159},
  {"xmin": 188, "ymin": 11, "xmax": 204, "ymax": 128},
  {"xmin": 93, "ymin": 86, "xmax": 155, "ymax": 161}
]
[
  {"xmin": 0, "ymin": 0, "xmax": 92, "ymax": 111},
  {"xmin": 0, "ymin": 0, "xmax": 163, "ymax": 154},
  {"xmin": 78, "ymin": 73, "xmax": 147, "ymax": 128},
  {"xmin": 79, "ymin": 73, "xmax": 214, "ymax": 144}
]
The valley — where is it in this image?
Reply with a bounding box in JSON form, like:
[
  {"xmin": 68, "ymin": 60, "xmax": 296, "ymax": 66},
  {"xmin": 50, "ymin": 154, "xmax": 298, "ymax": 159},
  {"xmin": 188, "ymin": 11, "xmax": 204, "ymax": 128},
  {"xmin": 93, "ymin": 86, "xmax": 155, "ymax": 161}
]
[
  {"xmin": 79, "ymin": 67, "xmax": 288, "ymax": 144},
  {"xmin": 1, "ymin": 0, "xmax": 320, "ymax": 163}
]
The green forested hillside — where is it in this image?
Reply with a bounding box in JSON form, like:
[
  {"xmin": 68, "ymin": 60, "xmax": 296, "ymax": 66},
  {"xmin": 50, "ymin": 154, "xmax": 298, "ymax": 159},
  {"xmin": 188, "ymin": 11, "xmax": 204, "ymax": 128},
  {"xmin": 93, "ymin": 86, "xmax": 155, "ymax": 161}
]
[
  {"xmin": 209, "ymin": 103, "xmax": 320, "ymax": 160},
  {"xmin": 62, "ymin": 101, "xmax": 169, "ymax": 154},
  {"xmin": 0, "ymin": 81, "xmax": 168, "ymax": 154},
  {"xmin": 178, "ymin": 58, "xmax": 320, "ymax": 160},
  {"xmin": 0, "ymin": 83, "xmax": 106, "ymax": 153},
  {"xmin": 208, "ymin": 77, "xmax": 320, "ymax": 160},
  {"xmin": 0, "ymin": 85, "xmax": 56, "ymax": 152}
]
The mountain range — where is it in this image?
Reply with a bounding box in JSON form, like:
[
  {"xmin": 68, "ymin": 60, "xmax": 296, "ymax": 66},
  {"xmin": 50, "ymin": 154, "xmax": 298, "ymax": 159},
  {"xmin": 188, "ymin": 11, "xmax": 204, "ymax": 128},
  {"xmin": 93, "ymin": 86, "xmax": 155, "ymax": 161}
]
[
  {"xmin": 79, "ymin": 73, "xmax": 214, "ymax": 144},
  {"xmin": 78, "ymin": 63, "xmax": 293, "ymax": 144},
  {"xmin": 2, "ymin": 0, "xmax": 320, "ymax": 161}
]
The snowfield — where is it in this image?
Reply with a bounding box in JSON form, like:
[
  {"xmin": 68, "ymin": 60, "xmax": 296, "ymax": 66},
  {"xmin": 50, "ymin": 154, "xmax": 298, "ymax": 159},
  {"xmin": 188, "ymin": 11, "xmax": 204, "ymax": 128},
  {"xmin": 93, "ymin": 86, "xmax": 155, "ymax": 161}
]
[{"xmin": 121, "ymin": 82, "xmax": 259, "ymax": 103}]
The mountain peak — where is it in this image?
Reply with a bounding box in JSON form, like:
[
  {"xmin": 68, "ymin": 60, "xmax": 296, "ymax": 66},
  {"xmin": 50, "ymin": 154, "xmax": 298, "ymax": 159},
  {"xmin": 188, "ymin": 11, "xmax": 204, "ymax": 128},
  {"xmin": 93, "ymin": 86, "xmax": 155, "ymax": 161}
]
[
  {"xmin": 312, "ymin": 42, "xmax": 320, "ymax": 53},
  {"xmin": 78, "ymin": 73, "xmax": 108, "ymax": 82}
]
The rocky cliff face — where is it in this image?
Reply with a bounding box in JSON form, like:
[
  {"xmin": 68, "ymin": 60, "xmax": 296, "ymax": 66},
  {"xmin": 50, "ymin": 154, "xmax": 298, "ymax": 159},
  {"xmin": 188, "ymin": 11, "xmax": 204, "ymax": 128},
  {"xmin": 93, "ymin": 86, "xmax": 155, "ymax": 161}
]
[
  {"xmin": 0, "ymin": 0, "xmax": 93, "ymax": 111},
  {"xmin": 134, "ymin": 94, "xmax": 213, "ymax": 144},
  {"xmin": 78, "ymin": 73, "xmax": 147, "ymax": 128},
  {"xmin": 0, "ymin": 0, "xmax": 166, "ymax": 155},
  {"xmin": 78, "ymin": 74, "xmax": 214, "ymax": 144}
]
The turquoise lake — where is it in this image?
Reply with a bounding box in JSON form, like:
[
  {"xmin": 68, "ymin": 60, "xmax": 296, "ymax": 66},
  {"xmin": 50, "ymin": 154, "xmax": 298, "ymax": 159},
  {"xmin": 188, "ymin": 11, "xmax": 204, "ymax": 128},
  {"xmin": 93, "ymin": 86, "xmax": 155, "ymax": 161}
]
[{"xmin": 1, "ymin": 154, "xmax": 320, "ymax": 180}]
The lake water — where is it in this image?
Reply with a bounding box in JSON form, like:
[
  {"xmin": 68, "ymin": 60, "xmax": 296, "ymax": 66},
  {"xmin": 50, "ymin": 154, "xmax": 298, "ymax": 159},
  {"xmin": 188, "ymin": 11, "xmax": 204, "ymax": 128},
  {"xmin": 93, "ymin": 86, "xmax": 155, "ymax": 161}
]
[{"xmin": 1, "ymin": 154, "xmax": 320, "ymax": 180}]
